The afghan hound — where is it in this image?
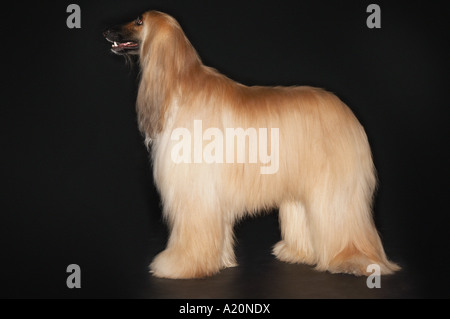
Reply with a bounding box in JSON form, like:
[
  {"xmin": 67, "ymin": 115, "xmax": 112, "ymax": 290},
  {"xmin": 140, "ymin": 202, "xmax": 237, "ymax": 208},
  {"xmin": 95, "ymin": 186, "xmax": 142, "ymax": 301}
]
[{"xmin": 103, "ymin": 10, "xmax": 399, "ymax": 279}]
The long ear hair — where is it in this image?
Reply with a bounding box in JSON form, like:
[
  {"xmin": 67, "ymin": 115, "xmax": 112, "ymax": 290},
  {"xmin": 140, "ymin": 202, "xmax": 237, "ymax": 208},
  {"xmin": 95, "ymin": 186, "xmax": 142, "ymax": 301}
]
[{"xmin": 137, "ymin": 12, "xmax": 201, "ymax": 141}]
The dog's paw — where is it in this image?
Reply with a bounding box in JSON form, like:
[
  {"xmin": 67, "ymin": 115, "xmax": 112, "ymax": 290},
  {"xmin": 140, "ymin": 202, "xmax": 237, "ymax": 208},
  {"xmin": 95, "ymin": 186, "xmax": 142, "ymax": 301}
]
[
  {"xmin": 150, "ymin": 249, "xmax": 188, "ymax": 279},
  {"xmin": 272, "ymin": 240, "xmax": 316, "ymax": 266},
  {"xmin": 326, "ymin": 254, "xmax": 401, "ymax": 276},
  {"xmin": 150, "ymin": 249, "xmax": 222, "ymax": 279},
  {"xmin": 327, "ymin": 259, "xmax": 368, "ymax": 276}
]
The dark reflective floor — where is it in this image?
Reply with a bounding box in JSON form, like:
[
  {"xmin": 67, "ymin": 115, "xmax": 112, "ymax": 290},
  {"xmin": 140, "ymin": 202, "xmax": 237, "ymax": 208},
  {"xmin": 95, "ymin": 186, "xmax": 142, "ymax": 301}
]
[
  {"xmin": 5, "ymin": 213, "xmax": 436, "ymax": 299},
  {"xmin": 2, "ymin": 203, "xmax": 447, "ymax": 299},
  {"xmin": 135, "ymin": 214, "xmax": 433, "ymax": 299}
]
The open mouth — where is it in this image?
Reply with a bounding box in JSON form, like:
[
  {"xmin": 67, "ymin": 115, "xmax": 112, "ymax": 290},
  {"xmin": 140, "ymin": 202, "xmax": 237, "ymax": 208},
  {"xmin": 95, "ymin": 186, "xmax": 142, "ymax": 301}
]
[
  {"xmin": 105, "ymin": 36, "xmax": 139, "ymax": 53},
  {"xmin": 111, "ymin": 41, "xmax": 139, "ymax": 53}
]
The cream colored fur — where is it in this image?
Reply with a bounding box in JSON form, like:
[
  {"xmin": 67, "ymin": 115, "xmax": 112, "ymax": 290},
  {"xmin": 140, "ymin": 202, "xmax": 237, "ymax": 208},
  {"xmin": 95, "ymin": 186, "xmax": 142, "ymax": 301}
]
[{"xmin": 127, "ymin": 11, "xmax": 400, "ymax": 278}]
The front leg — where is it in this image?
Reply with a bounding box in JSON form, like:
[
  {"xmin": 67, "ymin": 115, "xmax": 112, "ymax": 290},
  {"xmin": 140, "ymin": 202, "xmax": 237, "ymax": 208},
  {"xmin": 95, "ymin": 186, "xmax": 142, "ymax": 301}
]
[{"xmin": 150, "ymin": 201, "xmax": 232, "ymax": 279}]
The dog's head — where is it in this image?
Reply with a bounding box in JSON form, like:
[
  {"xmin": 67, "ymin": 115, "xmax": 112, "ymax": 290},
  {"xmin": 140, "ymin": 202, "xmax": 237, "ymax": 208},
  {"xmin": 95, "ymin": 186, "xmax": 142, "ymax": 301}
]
[
  {"xmin": 103, "ymin": 13, "xmax": 147, "ymax": 55},
  {"xmin": 103, "ymin": 10, "xmax": 185, "ymax": 57},
  {"xmin": 103, "ymin": 11, "xmax": 201, "ymax": 138}
]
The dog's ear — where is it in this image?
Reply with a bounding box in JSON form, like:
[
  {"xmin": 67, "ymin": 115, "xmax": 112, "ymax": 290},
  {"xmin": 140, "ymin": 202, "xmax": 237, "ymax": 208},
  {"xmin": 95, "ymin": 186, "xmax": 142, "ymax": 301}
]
[
  {"xmin": 137, "ymin": 33, "xmax": 175, "ymax": 139},
  {"xmin": 136, "ymin": 14, "xmax": 200, "ymax": 139},
  {"xmin": 136, "ymin": 62, "xmax": 167, "ymax": 139}
]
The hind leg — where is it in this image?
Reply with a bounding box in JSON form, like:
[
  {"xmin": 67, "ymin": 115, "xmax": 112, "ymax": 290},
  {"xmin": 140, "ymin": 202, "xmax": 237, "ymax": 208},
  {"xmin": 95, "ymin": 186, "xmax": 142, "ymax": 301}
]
[
  {"xmin": 273, "ymin": 201, "xmax": 316, "ymax": 266},
  {"xmin": 307, "ymin": 186, "xmax": 400, "ymax": 276}
]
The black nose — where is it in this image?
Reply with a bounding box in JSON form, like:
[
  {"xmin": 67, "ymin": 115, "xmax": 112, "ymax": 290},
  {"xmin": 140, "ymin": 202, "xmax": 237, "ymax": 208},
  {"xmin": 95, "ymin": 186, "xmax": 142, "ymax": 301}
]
[{"xmin": 103, "ymin": 27, "xmax": 122, "ymax": 41}]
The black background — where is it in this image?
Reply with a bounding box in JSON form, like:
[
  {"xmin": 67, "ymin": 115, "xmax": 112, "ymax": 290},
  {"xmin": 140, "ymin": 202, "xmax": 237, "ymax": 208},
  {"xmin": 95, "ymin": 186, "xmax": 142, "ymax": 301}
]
[{"xmin": 1, "ymin": 0, "xmax": 449, "ymax": 298}]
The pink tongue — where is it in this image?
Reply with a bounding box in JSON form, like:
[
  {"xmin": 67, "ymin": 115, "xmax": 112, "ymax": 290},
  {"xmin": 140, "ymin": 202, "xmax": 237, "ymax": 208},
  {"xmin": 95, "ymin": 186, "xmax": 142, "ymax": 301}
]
[{"xmin": 119, "ymin": 42, "xmax": 137, "ymax": 48}]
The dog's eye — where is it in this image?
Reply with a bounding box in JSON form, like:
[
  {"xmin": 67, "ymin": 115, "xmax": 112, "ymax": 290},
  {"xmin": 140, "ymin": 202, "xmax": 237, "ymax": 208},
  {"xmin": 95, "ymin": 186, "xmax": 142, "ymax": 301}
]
[{"xmin": 135, "ymin": 16, "xmax": 143, "ymax": 26}]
